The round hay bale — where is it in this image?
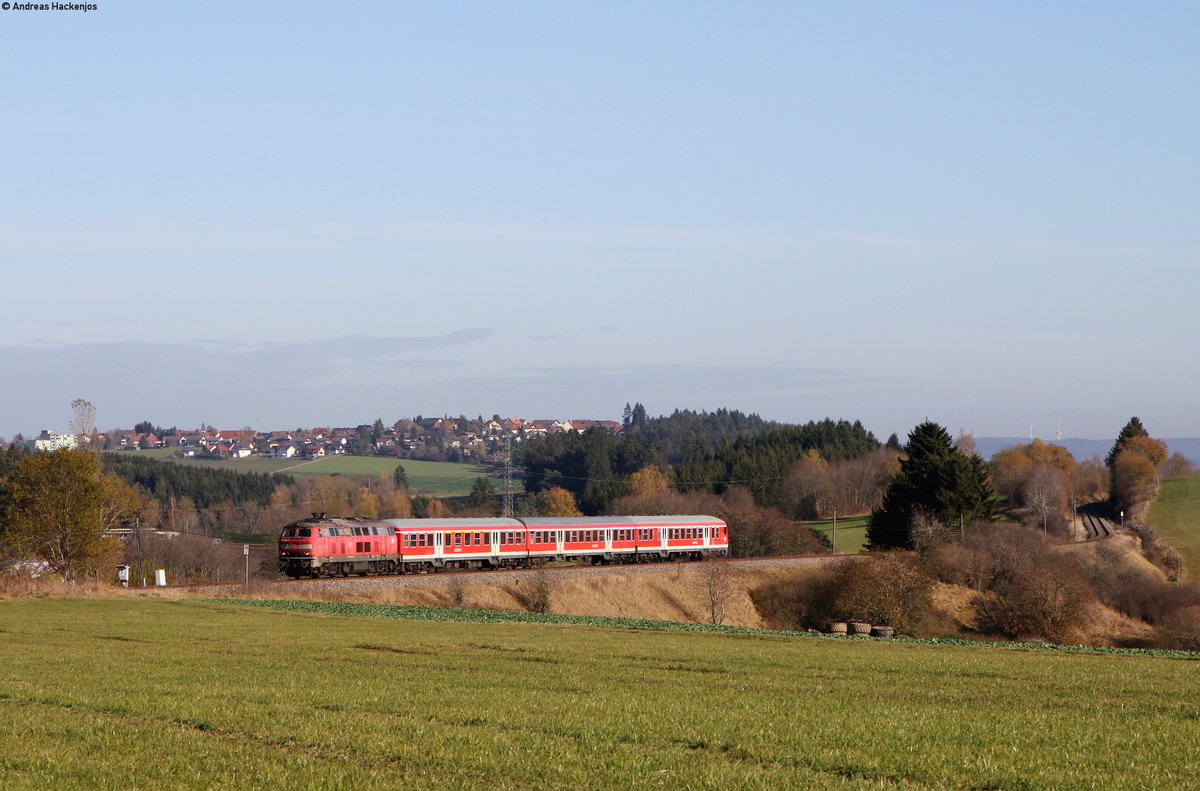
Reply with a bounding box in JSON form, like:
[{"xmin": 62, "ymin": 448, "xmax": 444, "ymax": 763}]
[
  {"xmin": 849, "ymin": 621, "xmax": 872, "ymax": 635},
  {"xmin": 827, "ymin": 621, "xmax": 848, "ymax": 634},
  {"xmin": 870, "ymin": 626, "xmax": 894, "ymax": 638}
]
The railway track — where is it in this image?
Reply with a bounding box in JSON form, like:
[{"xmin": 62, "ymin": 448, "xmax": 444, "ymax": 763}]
[
  {"xmin": 1079, "ymin": 512, "xmax": 1113, "ymax": 541},
  {"xmin": 176, "ymin": 552, "xmax": 862, "ymax": 593}
]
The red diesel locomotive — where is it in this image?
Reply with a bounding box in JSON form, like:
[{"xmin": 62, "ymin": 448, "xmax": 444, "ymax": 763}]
[{"xmin": 278, "ymin": 514, "xmax": 729, "ymax": 578}]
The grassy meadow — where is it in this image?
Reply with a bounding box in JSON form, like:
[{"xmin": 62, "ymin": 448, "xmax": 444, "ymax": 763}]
[
  {"xmin": 1147, "ymin": 475, "xmax": 1200, "ymax": 581},
  {"xmin": 2, "ymin": 597, "xmax": 1198, "ymax": 790},
  {"xmin": 116, "ymin": 448, "xmax": 496, "ymax": 495},
  {"xmin": 806, "ymin": 513, "xmax": 870, "ymax": 553}
]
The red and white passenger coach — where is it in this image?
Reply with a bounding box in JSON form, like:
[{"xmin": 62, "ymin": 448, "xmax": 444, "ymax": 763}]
[{"xmin": 278, "ymin": 514, "xmax": 729, "ymax": 578}]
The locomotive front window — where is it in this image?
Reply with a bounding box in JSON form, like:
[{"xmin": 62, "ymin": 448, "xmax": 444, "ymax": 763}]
[{"xmin": 298, "ymin": 528, "xmax": 312, "ymax": 538}]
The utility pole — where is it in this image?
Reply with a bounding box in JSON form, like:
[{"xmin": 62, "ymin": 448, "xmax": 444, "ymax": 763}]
[
  {"xmin": 135, "ymin": 517, "xmax": 145, "ymax": 587},
  {"xmin": 503, "ymin": 435, "xmax": 514, "ymax": 518},
  {"xmin": 832, "ymin": 510, "xmax": 837, "ymax": 552}
]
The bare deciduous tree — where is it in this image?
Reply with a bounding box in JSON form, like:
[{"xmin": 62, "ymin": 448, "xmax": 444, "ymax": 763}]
[
  {"xmin": 1023, "ymin": 464, "xmax": 1068, "ymax": 534},
  {"xmin": 71, "ymin": 398, "xmax": 96, "ymax": 440},
  {"xmin": 698, "ymin": 559, "xmax": 738, "ymax": 625}
]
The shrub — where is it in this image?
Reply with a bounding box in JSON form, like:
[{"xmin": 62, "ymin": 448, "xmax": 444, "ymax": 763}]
[
  {"xmin": 826, "ymin": 554, "xmax": 936, "ymax": 635},
  {"xmin": 748, "ymin": 555, "xmax": 938, "ymax": 635},
  {"xmin": 973, "ymin": 572, "xmax": 1090, "ymax": 643},
  {"xmin": 1155, "ymin": 605, "xmax": 1200, "ymax": 650}
]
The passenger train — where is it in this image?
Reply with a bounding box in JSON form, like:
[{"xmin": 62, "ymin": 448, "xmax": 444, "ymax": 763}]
[{"xmin": 278, "ymin": 514, "xmax": 729, "ymax": 578}]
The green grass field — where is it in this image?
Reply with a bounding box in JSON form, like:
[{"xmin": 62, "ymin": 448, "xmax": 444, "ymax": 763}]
[
  {"xmin": 114, "ymin": 449, "xmax": 496, "ymax": 496},
  {"xmin": 2, "ymin": 597, "xmax": 1198, "ymax": 790},
  {"xmin": 806, "ymin": 513, "xmax": 870, "ymax": 553},
  {"xmin": 1147, "ymin": 475, "xmax": 1200, "ymax": 581}
]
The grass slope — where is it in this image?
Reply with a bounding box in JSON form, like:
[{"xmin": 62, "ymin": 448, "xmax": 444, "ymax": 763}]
[
  {"xmin": 805, "ymin": 513, "xmax": 870, "ymax": 553},
  {"xmin": 1147, "ymin": 475, "xmax": 1200, "ymax": 581},
  {"xmin": 114, "ymin": 449, "xmax": 495, "ymax": 495},
  {"xmin": 2, "ymin": 597, "xmax": 1198, "ymax": 790}
]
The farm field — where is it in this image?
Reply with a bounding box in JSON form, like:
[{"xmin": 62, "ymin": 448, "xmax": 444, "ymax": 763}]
[
  {"xmin": 112, "ymin": 449, "xmax": 496, "ymax": 495},
  {"xmin": 805, "ymin": 513, "xmax": 869, "ymax": 553},
  {"xmin": 1146, "ymin": 475, "xmax": 1200, "ymax": 581},
  {"xmin": 1, "ymin": 598, "xmax": 1198, "ymax": 790}
]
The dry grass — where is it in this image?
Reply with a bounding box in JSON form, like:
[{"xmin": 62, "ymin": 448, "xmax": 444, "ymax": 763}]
[
  {"xmin": 200, "ymin": 565, "xmax": 845, "ymax": 628},
  {"xmin": 0, "ymin": 573, "xmax": 118, "ymax": 600}
]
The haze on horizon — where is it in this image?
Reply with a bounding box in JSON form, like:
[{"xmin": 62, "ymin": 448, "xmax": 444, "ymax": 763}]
[{"xmin": 2, "ymin": 3, "xmax": 1196, "ymax": 442}]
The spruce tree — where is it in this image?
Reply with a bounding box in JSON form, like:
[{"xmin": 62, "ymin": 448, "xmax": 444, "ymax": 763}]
[
  {"xmin": 868, "ymin": 421, "xmax": 997, "ymax": 549},
  {"xmin": 1106, "ymin": 417, "xmax": 1149, "ymax": 468}
]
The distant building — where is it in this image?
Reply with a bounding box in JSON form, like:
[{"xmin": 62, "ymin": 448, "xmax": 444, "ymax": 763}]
[{"xmin": 32, "ymin": 430, "xmax": 78, "ymax": 451}]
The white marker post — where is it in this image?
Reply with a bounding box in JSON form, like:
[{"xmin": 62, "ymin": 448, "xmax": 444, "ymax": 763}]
[{"xmin": 243, "ymin": 544, "xmax": 250, "ymax": 589}]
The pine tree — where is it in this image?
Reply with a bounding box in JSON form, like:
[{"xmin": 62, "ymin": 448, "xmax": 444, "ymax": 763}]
[
  {"xmin": 868, "ymin": 421, "xmax": 997, "ymax": 549},
  {"xmin": 468, "ymin": 477, "xmax": 496, "ymax": 509}
]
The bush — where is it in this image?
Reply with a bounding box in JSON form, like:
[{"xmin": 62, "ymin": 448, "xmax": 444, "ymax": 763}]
[
  {"xmin": 826, "ymin": 554, "xmax": 936, "ymax": 635},
  {"xmin": 973, "ymin": 570, "xmax": 1090, "ymax": 643},
  {"xmin": 1155, "ymin": 605, "xmax": 1200, "ymax": 650},
  {"xmin": 924, "ymin": 524, "xmax": 1094, "ymax": 643},
  {"xmin": 761, "ymin": 554, "xmax": 936, "ymax": 635},
  {"xmin": 1133, "ymin": 524, "xmax": 1183, "ymax": 582}
]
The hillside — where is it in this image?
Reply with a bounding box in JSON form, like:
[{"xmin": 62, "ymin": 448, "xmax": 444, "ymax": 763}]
[
  {"xmin": 1146, "ymin": 475, "xmax": 1200, "ymax": 581},
  {"xmin": 1, "ymin": 597, "xmax": 1196, "ymax": 791},
  {"xmin": 114, "ymin": 448, "xmax": 496, "ymax": 496}
]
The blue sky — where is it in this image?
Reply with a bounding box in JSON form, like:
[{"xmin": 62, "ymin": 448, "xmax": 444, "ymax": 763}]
[{"xmin": 2, "ymin": 2, "xmax": 1197, "ymax": 440}]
